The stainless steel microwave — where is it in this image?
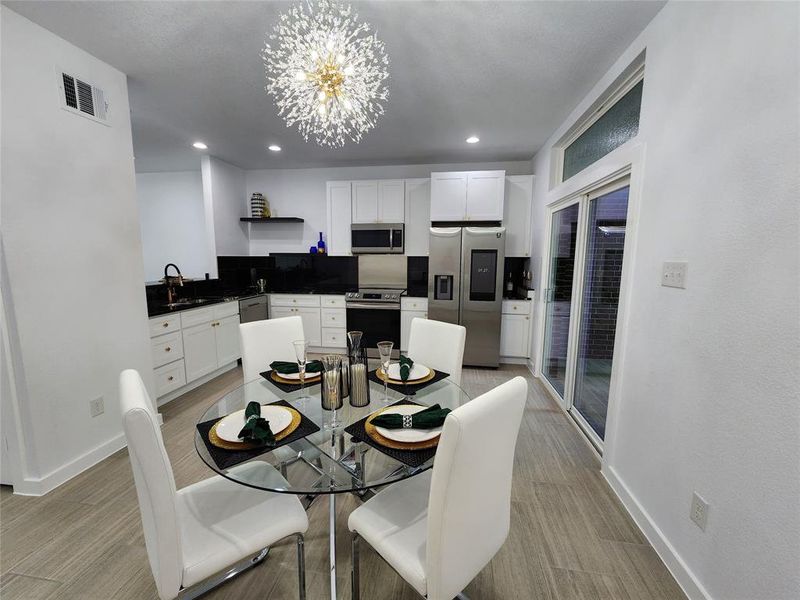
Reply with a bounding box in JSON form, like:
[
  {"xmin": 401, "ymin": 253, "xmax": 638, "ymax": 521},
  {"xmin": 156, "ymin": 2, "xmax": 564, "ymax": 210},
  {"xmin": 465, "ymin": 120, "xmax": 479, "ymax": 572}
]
[{"xmin": 351, "ymin": 223, "xmax": 404, "ymax": 254}]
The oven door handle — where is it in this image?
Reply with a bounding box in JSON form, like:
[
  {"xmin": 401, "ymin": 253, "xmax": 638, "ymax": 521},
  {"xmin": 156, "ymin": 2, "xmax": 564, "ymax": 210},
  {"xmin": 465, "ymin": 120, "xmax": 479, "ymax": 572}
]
[{"xmin": 346, "ymin": 302, "xmax": 401, "ymax": 311}]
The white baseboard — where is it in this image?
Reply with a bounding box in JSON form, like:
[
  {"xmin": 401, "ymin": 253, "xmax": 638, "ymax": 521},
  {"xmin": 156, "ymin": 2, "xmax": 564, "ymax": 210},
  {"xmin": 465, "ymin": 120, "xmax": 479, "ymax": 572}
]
[
  {"xmin": 499, "ymin": 356, "xmax": 529, "ymax": 365},
  {"xmin": 13, "ymin": 433, "xmax": 127, "ymax": 497},
  {"xmin": 602, "ymin": 465, "xmax": 711, "ymax": 600}
]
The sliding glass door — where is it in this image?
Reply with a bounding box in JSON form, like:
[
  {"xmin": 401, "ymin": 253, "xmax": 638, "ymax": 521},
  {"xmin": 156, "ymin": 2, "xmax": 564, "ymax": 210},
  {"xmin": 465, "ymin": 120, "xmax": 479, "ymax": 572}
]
[{"xmin": 540, "ymin": 178, "xmax": 630, "ymax": 447}]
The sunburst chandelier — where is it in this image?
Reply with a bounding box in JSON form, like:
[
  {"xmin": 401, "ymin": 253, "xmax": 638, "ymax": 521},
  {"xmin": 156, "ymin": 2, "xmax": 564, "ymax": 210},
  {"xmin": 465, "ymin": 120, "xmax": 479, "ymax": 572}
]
[{"xmin": 262, "ymin": 0, "xmax": 389, "ymax": 148}]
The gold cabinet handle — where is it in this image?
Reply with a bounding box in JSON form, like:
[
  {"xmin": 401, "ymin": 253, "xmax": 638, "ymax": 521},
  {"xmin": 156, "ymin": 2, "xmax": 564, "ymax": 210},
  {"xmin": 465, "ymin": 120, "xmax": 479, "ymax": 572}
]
[
  {"xmin": 167, "ymin": 376, "xmax": 174, "ymax": 381},
  {"xmin": 165, "ymin": 347, "xmax": 171, "ymax": 352},
  {"xmin": 162, "ymin": 322, "xmax": 169, "ymax": 328}
]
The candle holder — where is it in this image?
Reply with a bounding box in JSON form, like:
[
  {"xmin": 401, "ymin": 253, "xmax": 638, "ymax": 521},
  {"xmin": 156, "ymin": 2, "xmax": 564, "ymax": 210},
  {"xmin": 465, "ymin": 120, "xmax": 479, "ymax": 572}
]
[{"xmin": 348, "ymin": 349, "xmax": 371, "ymax": 407}]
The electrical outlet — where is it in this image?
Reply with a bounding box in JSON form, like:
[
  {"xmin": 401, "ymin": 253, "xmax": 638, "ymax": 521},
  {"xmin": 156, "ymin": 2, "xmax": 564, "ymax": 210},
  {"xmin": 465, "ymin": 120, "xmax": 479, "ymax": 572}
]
[
  {"xmin": 690, "ymin": 491, "xmax": 709, "ymax": 531},
  {"xmin": 89, "ymin": 396, "xmax": 104, "ymax": 418},
  {"xmin": 662, "ymin": 261, "xmax": 688, "ymax": 289}
]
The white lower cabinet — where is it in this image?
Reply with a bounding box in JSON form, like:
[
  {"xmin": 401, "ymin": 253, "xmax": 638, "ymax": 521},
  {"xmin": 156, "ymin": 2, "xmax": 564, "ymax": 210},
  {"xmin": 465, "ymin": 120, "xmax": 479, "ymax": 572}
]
[
  {"xmin": 269, "ymin": 294, "xmax": 337, "ymax": 348},
  {"xmin": 500, "ymin": 300, "xmax": 532, "ymax": 358},
  {"xmin": 215, "ymin": 314, "xmax": 242, "ymax": 366},
  {"xmin": 296, "ymin": 307, "xmax": 322, "ymax": 347},
  {"xmin": 154, "ymin": 359, "xmax": 187, "ymax": 397},
  {"xmin": 321, "ymin": 327, "xmax": 347, "ymax": 348},
  {"xmin": 401, "ymin": 310, "xmax": 427, "ymax": 352},
  {"xmin": 182, "ymin": 321, "xmax": 219, "ymax": 381}
]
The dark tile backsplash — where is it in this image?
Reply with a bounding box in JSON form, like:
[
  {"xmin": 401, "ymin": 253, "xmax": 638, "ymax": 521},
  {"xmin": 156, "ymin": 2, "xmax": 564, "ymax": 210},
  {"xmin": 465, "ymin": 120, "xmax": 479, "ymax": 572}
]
[{"xmin": 407, "ymin": 256, "xmax": 429, "ymax": 297}]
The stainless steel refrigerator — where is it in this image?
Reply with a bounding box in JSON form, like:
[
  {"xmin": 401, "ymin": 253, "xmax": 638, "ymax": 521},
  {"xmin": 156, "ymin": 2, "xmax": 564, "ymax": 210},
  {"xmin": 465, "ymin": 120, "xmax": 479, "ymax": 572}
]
[{"xmin": 427, "ymin": 227, "xmax": 506, "ymax": 367}]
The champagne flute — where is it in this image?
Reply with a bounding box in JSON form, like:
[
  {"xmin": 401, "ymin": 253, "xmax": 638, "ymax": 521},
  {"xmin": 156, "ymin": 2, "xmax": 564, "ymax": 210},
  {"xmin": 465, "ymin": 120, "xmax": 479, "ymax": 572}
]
[
  {"xmin": 376, "ymin": 341, "xmax": 394, "ymax": 404},
  {"xmin": 292, "ymin": 340, "xmax": 310, "ymax": 399}
]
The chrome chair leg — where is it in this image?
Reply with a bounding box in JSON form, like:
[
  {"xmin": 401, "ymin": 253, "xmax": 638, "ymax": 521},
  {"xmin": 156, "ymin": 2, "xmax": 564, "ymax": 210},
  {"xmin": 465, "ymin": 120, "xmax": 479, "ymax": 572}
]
[
  {"xmin": 297, "ymin": 533, "xmax": 306, "ymax": 600},
  {"xmin": 351, "ymin": 532, "xmax": 361, "ymax": 600}
]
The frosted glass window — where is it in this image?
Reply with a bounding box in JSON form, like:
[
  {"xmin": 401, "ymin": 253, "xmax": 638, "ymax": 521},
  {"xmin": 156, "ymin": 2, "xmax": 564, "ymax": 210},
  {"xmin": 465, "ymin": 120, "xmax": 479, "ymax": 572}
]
[{"xmin": 563, "ymin": 80, "xmax": 643, "ymax": 181}]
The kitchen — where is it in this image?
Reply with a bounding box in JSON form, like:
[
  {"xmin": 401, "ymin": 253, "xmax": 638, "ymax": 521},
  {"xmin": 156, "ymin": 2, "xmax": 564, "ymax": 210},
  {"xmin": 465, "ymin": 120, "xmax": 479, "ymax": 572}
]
[{"xmin": 141, "ymin": 165, "xmax": 536, "ymax": 404}]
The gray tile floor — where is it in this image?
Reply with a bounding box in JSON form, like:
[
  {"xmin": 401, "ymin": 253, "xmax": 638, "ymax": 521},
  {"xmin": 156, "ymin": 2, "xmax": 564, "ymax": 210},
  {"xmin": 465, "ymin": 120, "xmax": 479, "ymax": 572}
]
[{"xmin": 0, "ymin": 365, "xmax": 686, "ymax": 600}]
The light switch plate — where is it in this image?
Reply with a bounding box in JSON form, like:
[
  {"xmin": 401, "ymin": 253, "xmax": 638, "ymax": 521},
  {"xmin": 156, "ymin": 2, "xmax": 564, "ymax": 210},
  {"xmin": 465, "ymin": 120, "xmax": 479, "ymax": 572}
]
[
  {"xmin": 662, "ymin": 262, "xmax": 688, "ymax": 289},
  {"xmin": 690, "ymin": 491, "xmax": 709, "ymax": 531},
  {"xmin": 89, "ymin": 396, "xmax": 104, "ymax": 418}
]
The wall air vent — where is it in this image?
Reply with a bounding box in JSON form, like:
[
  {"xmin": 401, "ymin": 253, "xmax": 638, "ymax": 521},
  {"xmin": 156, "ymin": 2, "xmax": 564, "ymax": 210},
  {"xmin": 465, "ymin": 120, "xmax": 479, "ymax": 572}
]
[{"xmin": 57, "ymin": 69, "xmax": 109, "ymax": 125}]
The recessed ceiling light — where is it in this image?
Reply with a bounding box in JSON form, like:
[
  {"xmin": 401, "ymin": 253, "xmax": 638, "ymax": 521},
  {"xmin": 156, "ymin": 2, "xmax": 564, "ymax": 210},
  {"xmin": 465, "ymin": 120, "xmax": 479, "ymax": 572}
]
[
  {"xmin": 192, "ymin": 141, "xmax": 208, "ymax": 150},
  {"xmin": 466, "ymin": 136, "xmax": 480, "ymax": 144},
  {"xmin": 268, "ymin": 144, "xmax": 282, "ymax": 152}
]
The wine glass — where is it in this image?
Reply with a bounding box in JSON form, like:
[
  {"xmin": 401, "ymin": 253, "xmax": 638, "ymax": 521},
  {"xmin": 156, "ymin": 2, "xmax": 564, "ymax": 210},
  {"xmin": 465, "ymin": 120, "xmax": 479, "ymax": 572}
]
[
  {"xmin": 376, "ymin": 341, "xmax": 394, "ymax": 404},
  {"xmin": 292, "ymin": 340, "xmax": 310, "ymax": 400}
]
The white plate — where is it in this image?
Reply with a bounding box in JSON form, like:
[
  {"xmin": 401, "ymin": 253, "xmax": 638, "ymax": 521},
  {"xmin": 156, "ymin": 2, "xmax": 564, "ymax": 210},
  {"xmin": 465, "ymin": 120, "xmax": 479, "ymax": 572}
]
[
  {"xmin": 385, "ymin": 363, "xmax": 431, "ymax": 382},
  {"xmin": 275, "ymin": 370, "xmax": 320, "ymax": 381},
  {"xmin": 216, "ymin": 405, "xmax": 293, "ymax": 443},
  {"xmin": 373, "ymin": 405, "xmax": 442, "ymax": 443}
]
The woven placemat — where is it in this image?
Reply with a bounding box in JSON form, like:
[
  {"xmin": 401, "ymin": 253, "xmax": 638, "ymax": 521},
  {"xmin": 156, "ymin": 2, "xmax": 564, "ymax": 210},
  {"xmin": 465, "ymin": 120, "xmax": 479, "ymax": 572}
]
[
  {"xmin": 208, "ymin": 406, "xmax": 302, "ymax": 450},
  {"xmin": 368, "ymin": 368, "xmax": 450, "ymax": 395},
  {"xmin": 344, "ymin": 400, "xmax": 440, "ymax": 468},
  {"xmin": 260, "ymin": 369, "xmax": 321, "ymax": 393},
  {"xmin": 375, "ymin": 367, "xmax": 437, "ymax": 385},
  {"xmin": 197, "ymin": 400, "xmax": 320, "ymax": 470},
  {"xmin": 364, "ymin": 406, "xmax": 440, "ymax": 450}
]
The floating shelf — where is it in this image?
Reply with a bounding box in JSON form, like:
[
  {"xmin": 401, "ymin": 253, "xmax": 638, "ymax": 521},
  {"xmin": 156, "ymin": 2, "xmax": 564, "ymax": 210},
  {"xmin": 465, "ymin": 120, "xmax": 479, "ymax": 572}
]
[{"xmin": 240, "ymin": 217, "xmax": 304, "ymax": 223}]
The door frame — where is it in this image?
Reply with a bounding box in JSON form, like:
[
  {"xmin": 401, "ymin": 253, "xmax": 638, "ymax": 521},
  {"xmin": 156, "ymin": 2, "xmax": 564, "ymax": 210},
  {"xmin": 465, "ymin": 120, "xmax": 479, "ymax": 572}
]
[{"xmin": 534, "ymin": 142, "xmax": 644, "ymax": 457}]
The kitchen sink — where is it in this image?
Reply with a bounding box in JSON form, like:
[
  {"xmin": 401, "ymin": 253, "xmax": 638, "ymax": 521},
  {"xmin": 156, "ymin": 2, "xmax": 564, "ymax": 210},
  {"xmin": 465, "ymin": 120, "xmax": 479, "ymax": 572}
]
[{"xmin": 161, "ymin": 298, "xmax": 210, "ymax": 309}]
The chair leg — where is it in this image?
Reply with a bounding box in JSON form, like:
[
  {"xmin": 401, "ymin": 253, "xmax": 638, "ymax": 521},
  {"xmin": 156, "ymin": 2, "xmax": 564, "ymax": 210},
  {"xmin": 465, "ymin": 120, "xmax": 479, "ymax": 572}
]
[
  {"xmin": 351, "ymin": 532, "xmax": 361, "ymax": 600},
  {"xmin": 296, "ymin": 533, "xmax": 306, "ymax": 600}
]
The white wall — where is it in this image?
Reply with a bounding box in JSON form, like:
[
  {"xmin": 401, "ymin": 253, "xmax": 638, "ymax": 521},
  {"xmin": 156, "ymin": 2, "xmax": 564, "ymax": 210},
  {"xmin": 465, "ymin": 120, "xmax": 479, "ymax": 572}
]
[
  {"xmin": 201, "ymin": 155, "xmax": 248, "ymax": 259},
  {"xmin": 0, "ymin": 7, "xmax": 155, "ymax": 494},
  {"xmin": 136, "ymin": 170, "xmax": 214, "ymax": 281},
  {"xmin": 530, "ymin": 2, "xmax": 800, "ymax": 599},
  {"xmin": 245, "ymin": 160, "xmax": 532, "ymax": 254}
]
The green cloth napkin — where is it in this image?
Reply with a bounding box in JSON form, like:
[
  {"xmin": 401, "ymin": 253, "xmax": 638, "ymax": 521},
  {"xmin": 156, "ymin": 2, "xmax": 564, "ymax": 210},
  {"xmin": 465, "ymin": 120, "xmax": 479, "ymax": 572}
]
[
  {"xmin": 399, "ymin": 355, "xmax": 414, "ymax": 382},
  {"xmin": 270, "ymin": 360, "xmax": 323, "ymax": 374},
  {"xmin": 371, "ymin": 403, "xmax": 451, "ymax": 430},
  {"xmin": 237, "ymin": 401, "xmax": 275, "ymax": 446}
]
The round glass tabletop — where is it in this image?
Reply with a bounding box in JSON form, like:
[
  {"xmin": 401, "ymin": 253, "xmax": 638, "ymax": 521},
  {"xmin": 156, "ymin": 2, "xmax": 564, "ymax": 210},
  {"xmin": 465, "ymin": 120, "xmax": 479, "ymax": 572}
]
[{"xmin": 194, "ymin": 373, "xmax": 470, "ymax": 495}]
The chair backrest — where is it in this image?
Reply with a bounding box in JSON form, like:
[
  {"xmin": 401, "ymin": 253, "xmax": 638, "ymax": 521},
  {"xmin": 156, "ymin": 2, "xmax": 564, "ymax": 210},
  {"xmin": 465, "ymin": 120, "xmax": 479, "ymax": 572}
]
[
  {"xmin": 239, "ymin": 316, "xmax": 305, "ymax": 384},
  {"xmin": 425, "ymin": 376, "xmax": 527, "ymax": 600},
  {"xmin": 407, "ymin": 318, "xmax": 466, "ymax": 386},
  {"xmin": 120, "ymin": 369, "xmax": 182, "ymax": 600}
]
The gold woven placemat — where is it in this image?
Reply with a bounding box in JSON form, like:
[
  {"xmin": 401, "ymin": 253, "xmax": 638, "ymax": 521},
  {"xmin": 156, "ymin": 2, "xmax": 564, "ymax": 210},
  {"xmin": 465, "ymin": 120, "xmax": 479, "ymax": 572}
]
[
  {"xmin": 364, "ymin": 406, "xmax": 441, "ymax": 451},
  {"xmin": 209, "ymin": 406, "xmax": 302, "ymax": 450},
  {"xmin": 271, "ymin": 371, "xmax": 321, "ymax": 385},
  {"xmin": 376, "ymin": 367, "xmax": 437, "ymax": 386}
]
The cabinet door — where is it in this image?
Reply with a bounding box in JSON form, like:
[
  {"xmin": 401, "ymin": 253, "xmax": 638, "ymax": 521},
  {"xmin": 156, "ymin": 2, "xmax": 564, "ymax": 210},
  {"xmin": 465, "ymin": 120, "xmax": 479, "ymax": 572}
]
[
  {"xmin": 500, "ymin": 313, "xmax": 529, "ymax": 357},
  {"xmin": 296, "ymin": 307, "xmax": 322, "ymax": 346},
  {"xmin": 351, "ymin": 180, "xmax": 379, "ymax": 223},
  {"xmin": 503, "ymin": 175, "xmax": 533, "ymax": 257},
  {"xmin": 466, "ymin": 171, "xmax": 505, "ymax": 221},
  {"xmin": 326, "ymin": 181, "xmax": 352, "ymax": 256},
  {"xmin": 404, "ymin": 178, "xmax": 431, "ymax": 256},
  {"xmin": 215, "ymin": 314, "xmax": 241, "ymax": 366},
  {"xmin": 401, "ymin": 310, "xmax": 427, "ymax": 352},
  {"xmin": 430, "ymin": 172, "xmax": 467, "ymax": 221},
  {"xmin": 378, "ymin": 180, "xmax": 405, "ymax": 222},
  {"xmin": 270, "ymin": 306, "xmax": 295, "ymax": 321},
  {"xmin": 182, "ymin": 322, "xmax": 218, "ymax": 381}
]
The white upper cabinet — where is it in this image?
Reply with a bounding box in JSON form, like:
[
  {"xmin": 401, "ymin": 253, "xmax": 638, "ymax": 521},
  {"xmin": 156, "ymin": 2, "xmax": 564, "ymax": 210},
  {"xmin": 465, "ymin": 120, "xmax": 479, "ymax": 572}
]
[
  {"xmin": 326, "ymin": 181, "xmax": 352, "ymax": 256},
  {"xmin": 503, "ymin": 175, "xmax": 533, "ymax": 257},
  {"xmin": 378, "ymin": 180, "xmax": 405, "ymax": 222},
  {"xmin": 430, "ymin": 170, "xmax": 505, "ymax": 221},
  {"xmin": 351, "ymin": 179, "xmax": 405, "ymax": 223},
  {"xmin": 404, "ymin": 178, "xmax": 431, "ymax": 256}
]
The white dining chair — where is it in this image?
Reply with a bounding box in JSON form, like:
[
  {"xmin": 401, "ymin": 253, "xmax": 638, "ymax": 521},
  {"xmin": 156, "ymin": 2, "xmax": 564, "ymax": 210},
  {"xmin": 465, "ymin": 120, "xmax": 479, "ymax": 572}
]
[
  {"xmin": 120, "ymin": 369, "xmax": 309, "ymax": 600},
  {"xmin": 348, "ymin": 376, "xmax": 528, "ymax": 600},
  {"xmin": 406, "ymin": 318, "xmax": 467, "ymax": 386},
  {"xmin": 240, "ymin": 315, "xmax": 305, "ymax": 384}
]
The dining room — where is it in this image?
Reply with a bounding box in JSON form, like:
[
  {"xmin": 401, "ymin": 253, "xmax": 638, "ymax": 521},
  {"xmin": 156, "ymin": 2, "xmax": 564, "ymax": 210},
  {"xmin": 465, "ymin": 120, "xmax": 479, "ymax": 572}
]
[{"xmin": 1, "ymin": 2, "xmax": 799, "ymax": 600}]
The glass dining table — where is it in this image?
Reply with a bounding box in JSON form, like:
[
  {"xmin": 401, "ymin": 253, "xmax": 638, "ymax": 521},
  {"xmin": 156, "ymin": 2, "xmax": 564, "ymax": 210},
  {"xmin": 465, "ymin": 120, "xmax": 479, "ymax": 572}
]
[{"xmin": 194, "ymin": 373, "xmax": 470, "ymax": 600}]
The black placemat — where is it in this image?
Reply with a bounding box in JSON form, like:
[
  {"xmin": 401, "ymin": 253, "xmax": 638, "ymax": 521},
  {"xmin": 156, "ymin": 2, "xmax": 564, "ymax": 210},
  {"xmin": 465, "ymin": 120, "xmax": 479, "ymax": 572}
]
[
  {"xmin": 368, "ymin": 368, "xmax": 450, "ymax": 395},
  {"xmin": 344, "ymin": 400, "xmax": 439, "ymax": 468},
  {"xmin": 260, "ymin": 370, "xmax": 321, "ymax": 393},
  {"xmin": 197, "ymin": 400, "xmax": 320, "ymax": 470}
]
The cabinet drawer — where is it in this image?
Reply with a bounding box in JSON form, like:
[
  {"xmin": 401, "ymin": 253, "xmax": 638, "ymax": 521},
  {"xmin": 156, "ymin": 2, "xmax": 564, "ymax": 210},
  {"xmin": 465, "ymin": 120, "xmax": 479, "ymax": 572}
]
[
  {"xmin": 502, "ymin": 300, "xmax": 530, "ymax": 315},
  {"xmin": 269, "ymin": 294, "xmax": 321, "ymax": 308},
  {"xmin": 180, "ymin": 307, "xmax": 214, "ymax": 328},
  {"xmin": 321, "ymin": 327, "xmax": 347, "ymax": 348},
  {"xmin": 401, "ymin": 297, "xmax": 428, "ymax": 311},
  {"xmin": 151, "ymin": 331, "xmax": 184, "ymax": 368},
  {"xmin": 154, "ymin": 359, "xmax": 186, "ymax": 397},
  {"xmin": 213, "ymin": 301, "xmax": 240, "ymax": 320},
  {"xmin": 320, "ymin": 295, "xmax": 346, "ymax": 308},
  {"xmin": 149, "ymin": 314, "xmax": 181, "ymax": 338},
  {"xmin": 321, "ymin": 308, "xmax": 346, "ymax": 327}
]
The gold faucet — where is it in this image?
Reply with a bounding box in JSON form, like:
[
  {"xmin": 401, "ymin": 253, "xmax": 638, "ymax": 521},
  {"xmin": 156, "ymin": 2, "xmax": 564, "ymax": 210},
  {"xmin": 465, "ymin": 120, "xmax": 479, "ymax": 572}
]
[{"xmin": 162, "ymin": 263, "xmax": 184, "ymax": 304}]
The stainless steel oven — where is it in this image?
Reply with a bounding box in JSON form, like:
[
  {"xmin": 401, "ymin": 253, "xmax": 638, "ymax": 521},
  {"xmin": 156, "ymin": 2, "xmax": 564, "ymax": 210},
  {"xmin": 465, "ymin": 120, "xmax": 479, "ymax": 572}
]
[
  {"xmin": 351, "ymin": 223, "xmax": 404, "ymax": 254},
  {"xmin": 345, "ymin": 289, "xmax": 402, "ymax": 358}
]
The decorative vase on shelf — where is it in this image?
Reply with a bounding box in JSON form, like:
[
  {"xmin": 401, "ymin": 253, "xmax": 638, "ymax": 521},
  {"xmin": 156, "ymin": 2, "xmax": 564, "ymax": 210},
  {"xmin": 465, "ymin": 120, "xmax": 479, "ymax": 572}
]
[
  {"xmin": 317, "ymin": 232, "xmax": 326, "ymax": 254},
  {"xmin": 250, "ymin": 193, "xmax": 266, "ymax": 217}
]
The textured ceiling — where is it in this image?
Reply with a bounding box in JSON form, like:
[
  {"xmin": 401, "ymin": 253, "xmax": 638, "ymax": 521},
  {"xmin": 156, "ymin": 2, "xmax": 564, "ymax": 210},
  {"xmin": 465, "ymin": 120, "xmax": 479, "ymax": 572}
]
[{"xmin": 5, "ymin": 1, "xmax": 664, "ymax": 172}]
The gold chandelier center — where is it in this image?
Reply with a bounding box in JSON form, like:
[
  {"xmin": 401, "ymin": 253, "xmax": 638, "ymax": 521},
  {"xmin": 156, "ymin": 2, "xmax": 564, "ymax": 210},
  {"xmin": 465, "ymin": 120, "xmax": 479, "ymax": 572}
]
[{"xmin": 309, "ymin": 59, "xmax": 345, "ymax": 100}]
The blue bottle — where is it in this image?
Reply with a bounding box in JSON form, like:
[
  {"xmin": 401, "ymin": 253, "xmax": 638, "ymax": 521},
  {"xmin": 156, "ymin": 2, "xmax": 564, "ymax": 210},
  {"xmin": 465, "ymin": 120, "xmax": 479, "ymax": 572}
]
[{"xmin": 317, "ymin": 232, "xmax": 326, "ymax": 254}]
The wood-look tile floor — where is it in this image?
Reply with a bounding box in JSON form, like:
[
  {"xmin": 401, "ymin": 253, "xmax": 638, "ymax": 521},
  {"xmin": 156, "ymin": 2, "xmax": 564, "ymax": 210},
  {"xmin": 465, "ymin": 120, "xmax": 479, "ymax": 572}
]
[{"xmin": 0, "ymin": 365, "xmax": 686, "ymax": 600}]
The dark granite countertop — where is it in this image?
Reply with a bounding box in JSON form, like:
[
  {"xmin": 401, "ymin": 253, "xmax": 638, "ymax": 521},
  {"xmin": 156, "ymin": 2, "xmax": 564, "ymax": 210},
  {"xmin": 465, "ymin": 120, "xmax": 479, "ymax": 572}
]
[{"xmin": 147, "ymin": 293, "xmax": 267, "ymax": 318}]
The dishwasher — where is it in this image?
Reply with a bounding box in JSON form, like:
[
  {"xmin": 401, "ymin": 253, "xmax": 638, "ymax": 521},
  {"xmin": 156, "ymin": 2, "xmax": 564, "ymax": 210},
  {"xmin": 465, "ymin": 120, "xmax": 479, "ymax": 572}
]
[{"xmin": 238, "ymin": 295, "xmax": 268, "ymax": 323}]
